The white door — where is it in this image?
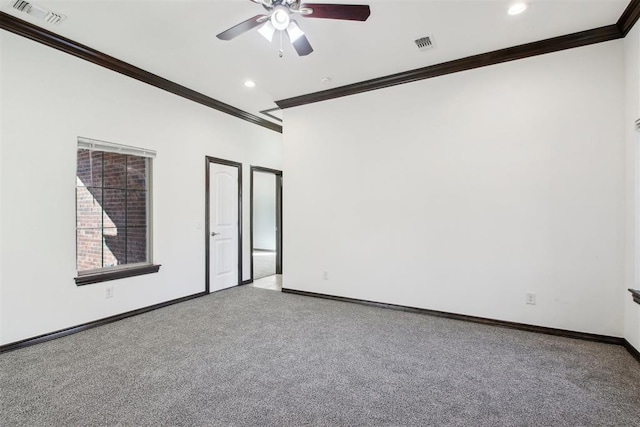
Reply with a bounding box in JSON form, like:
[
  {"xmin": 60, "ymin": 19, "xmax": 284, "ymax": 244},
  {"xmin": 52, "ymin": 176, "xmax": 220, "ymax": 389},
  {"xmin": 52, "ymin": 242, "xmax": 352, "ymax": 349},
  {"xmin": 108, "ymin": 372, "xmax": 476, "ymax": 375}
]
[{"xmin": 209, "ymin": 162, "xmax": 239, "ymax": 292}]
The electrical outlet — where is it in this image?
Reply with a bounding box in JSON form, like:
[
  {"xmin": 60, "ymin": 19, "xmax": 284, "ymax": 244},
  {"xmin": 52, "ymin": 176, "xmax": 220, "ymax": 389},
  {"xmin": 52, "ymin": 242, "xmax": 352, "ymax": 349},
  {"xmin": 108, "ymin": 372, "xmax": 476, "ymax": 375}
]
[
  {"xmin": 322, "ymin": 271, "xmax": 329, "ymax": 280},
  {"xmin": 525, "ymin": 292, "xmax": 536, "ymax": 305},
  {"xmin": 106, "ymin": 286, "xmax": 114, "ymax": 299}
]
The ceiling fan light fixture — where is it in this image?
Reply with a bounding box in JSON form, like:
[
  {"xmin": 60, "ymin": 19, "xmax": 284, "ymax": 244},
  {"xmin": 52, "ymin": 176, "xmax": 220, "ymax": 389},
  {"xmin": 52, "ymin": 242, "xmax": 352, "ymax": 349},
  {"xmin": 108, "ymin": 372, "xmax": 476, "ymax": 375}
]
[
  {"xmin": 271, "ymin": 7, "xmax": 291, "ymax": 31},
  {"xmin": 258, "ymin": 21, "xmax": 276, "ymax": 42},
  {"xmin": 216, "ymin": 1, "xmax": 371, "ymax": 56},
  {"xmin": 286, "ymin": 21, "xmax": 305, "ymax": 43},
  {"xmin": 508, "ymin": 2, "xmax": 527, "ymax": 15}
]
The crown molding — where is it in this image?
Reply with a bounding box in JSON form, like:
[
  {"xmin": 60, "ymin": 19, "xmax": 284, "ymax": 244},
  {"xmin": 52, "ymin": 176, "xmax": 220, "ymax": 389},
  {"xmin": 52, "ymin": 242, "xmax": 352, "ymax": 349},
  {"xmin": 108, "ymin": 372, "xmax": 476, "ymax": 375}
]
[
  {"xmin": 259, "ymin": 107, "xmax": 284, "ymax": 123},
  {"xmin": 276, "ymin": 0, "xmax": 640, "ymax": 110},
  {"xmin": 276, "ymin": 24, "xmax": 622, "ymax": 110},
  {"xmin": 2, "ymin": 0, "xmax": 638, "ymax": 129},
  {"xmin": 618, "ymin": 0, "xmax": 640, "ymax": 36},
  {"xmin": 0, "ymin": 11, "xmax": 283, "ymax": 134}
]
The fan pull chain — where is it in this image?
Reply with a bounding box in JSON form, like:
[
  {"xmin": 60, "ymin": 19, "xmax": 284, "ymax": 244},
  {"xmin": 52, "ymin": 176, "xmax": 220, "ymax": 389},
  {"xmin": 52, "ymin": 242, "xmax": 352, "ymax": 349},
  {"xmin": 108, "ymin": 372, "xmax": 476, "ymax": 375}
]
[{"xmin": 278, "ymin": 31, "xmax": 284, "ymax": 58}]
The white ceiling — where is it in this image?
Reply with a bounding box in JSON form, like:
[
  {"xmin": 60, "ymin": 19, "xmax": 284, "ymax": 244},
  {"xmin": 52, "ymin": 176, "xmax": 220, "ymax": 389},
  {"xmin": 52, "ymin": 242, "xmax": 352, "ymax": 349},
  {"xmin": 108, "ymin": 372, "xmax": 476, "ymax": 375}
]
[{"xmin": 3, "ymin": 0, "xmax": 630, "ymax": 125}]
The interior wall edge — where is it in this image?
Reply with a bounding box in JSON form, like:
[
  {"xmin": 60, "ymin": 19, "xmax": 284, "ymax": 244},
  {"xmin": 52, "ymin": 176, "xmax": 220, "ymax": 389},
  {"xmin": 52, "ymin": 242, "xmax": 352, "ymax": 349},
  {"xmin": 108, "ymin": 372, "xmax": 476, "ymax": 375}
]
[
  {"xmin": 623, "ymin": 21, "xmax": 640, "ymax": 354},
  {"xmin": 0, "ymin": 29, "xmax": 4, "ymax": 344}
]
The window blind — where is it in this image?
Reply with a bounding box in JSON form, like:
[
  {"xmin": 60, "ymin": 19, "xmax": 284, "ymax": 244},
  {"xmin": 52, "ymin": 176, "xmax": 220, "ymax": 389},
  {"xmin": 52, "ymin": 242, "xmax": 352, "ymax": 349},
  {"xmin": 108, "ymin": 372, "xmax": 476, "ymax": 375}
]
[{"xmin": 78, "ymin": 137, "xmax": 156, "ymax": 158}]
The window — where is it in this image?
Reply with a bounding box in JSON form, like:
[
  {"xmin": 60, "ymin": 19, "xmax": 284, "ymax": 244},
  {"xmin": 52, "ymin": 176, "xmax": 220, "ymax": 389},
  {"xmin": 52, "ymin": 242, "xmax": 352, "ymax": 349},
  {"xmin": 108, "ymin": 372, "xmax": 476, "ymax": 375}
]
[{"xmin": 75, "ymin": 138, "xmax": 159, "ymax": 285}]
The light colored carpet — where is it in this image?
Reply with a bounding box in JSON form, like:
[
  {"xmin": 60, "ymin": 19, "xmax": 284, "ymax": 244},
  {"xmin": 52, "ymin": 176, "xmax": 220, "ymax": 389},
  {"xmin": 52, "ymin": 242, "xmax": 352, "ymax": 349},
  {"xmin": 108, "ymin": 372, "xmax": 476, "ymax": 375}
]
[
  {"xmin": 1, "ymin": 286, "xmax": 639, "ymax": 426},
  {"xmin": 253, "ymin": 250, "xmax": 276, "ymax": 279}
]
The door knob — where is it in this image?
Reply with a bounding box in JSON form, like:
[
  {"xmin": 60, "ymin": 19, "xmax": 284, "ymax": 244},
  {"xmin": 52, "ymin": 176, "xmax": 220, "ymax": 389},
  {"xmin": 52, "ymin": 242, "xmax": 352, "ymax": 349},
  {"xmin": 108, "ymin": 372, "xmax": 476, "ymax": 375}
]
[{"xmin": 211, "ymin": 232, "xmax": 220, "ymax": 236}]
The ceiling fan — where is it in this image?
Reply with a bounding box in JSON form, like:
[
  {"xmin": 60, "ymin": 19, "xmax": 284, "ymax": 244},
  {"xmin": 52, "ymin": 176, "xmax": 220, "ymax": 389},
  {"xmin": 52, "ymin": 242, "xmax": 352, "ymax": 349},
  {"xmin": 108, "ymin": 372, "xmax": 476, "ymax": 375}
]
[{"xmin": 216, "ymin": 0, "xmax": 371, "ymax": 57}]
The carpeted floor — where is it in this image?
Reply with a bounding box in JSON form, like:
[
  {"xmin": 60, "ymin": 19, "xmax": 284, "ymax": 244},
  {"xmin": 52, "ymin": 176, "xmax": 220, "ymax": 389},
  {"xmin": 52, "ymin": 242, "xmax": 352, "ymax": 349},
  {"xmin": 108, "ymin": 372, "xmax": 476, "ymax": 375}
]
[{"xmin": 1, "ymin": 286, "xmax": 639, "ymax": 426}]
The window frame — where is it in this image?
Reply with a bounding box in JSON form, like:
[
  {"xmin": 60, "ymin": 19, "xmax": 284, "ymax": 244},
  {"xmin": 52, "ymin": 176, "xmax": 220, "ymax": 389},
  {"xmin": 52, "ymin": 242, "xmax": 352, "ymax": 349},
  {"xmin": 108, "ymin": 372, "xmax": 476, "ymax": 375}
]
[{"xmin": 74, "ymin": 137, "xmax": 160, "ymax": 285}]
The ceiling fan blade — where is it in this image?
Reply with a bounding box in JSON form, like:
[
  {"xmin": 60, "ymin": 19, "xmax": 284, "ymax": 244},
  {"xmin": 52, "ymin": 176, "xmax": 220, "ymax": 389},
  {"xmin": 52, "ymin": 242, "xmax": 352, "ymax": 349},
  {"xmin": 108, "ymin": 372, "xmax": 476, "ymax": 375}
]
[
  {"xmin": 292, "ymin": 35, "xmax": 313, "ymax": 56},
  {"xmin": 299, "ymin": 3, "xmax": 370, "ymax": 21},
  {"xmin": 287, "ymin": 21, "xmax": 313, "ymax": 56},
  {"xmin": 216, "ymin": 15, "xmax": 269, "ymax": 40}
]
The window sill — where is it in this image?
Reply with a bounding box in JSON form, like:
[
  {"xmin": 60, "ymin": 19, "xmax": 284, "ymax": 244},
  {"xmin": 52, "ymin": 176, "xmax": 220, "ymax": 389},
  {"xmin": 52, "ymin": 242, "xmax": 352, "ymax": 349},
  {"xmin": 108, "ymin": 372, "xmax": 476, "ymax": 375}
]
[
  {"xmin": 629, "ymin": 289, "xmax": 640, "ymax": 305},
  {"xmin": 75, "ymin": 264, "xmax": 161, "ymax": 286}
]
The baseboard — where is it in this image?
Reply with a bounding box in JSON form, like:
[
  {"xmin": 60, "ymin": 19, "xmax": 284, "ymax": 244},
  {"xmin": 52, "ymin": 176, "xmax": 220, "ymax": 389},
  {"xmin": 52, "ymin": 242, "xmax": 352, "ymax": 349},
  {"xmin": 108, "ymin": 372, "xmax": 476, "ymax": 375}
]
[
  {"xmin": 5, "ymin": 287, "xmax": 637, "ymax": 364},
  {"xmin": 624, "ymin": 339, "xmax": 640, "ymax": 363},
  {"xmin": 281, "ymin": 288, "xmax": 625, "ymax": 346},
  {"xmin": 241, "ymin": 279, "xmax": 254, "ymax": 285},
  {"xmin": 253, "ymin": 249, "xmax": 276, "ymax": 253},
  {"xmin": 0, "ymin": 291, "xmax": 208, "ymax": 354}
]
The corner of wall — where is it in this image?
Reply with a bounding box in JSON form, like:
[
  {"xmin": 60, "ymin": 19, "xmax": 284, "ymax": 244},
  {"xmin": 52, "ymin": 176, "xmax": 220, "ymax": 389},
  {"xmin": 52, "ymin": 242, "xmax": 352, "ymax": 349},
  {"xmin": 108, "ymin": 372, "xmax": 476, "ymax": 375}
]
[
  {"xmin": 624, "ymin": 22, "xmax": 640, "ymax": 352},
  {"xmin": 0, "ymin": 31, "xmax": 5, "ymax": 344}
]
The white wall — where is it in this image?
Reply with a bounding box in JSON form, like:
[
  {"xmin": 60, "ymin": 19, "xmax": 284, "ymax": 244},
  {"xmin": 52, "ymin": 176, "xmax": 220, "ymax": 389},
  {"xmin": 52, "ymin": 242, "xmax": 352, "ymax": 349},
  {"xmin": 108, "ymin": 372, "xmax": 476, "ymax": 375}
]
[
  {"xmin": 624, "ymin": 23, "xmax": 640, "ymax": 352},
  {"xmin": 0, "ymin": 32, "xmax": 4, "ymax": 342},
  {"xmin": 283, "ymin": 40, "xmax": 625, "ymax": 337},
  {"xmin": 0, "ymin": 31, "xmax": 282, "ymax": 345},
  {"xmin": 253, "ymin": 171, "xmax": 277, "ymax": 250}
]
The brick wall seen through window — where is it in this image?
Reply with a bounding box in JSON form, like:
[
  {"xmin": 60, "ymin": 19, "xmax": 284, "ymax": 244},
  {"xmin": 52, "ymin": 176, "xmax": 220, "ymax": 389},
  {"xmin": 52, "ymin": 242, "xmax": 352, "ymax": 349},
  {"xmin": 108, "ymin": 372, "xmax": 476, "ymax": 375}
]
[{"xmin": 76, "ymin": 149, "xmax": 149, "ymax": 272}]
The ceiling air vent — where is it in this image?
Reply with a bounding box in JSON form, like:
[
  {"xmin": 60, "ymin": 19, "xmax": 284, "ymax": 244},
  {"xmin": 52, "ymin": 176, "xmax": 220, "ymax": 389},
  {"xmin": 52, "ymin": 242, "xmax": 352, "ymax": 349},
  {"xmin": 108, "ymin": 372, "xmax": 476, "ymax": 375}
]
[
  {"xmin": 10, "ymin": 0, "xmax": 66, "ymax": 25},
  {"xmin": 415, "ymin": 35, "xmax": 434, "ymax": 52}
]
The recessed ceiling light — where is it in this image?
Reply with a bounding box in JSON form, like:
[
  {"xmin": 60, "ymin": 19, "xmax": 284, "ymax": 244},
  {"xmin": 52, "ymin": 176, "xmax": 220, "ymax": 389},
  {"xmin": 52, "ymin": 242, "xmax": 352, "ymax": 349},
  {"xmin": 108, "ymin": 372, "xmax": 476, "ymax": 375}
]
[
  {"xmin": 320, "ymin": 77, "xmax": 332, "ymax": 84},
  {"xmin": 244, "ymin": 80, "xmax": 256, "ymax": 88},
  {"xmin": 508, "ymin": 2, "xmax": 527, "ymax": 15}
]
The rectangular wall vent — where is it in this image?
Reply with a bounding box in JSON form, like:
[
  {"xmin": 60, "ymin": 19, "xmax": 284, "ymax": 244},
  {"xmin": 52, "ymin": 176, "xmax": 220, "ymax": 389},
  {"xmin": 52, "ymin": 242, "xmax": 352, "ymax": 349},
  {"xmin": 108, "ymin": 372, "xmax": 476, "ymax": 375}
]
[
  {"xmin": 10, "ymin": 0, "xmax": 66, "ymax": 25},
  {"xmin": 11, "ymin": 0, "xmax": 28, "ymax": 11},
  {"xmin": 415, "ymin": 36, "xmax": 434, "ymax": 52}
]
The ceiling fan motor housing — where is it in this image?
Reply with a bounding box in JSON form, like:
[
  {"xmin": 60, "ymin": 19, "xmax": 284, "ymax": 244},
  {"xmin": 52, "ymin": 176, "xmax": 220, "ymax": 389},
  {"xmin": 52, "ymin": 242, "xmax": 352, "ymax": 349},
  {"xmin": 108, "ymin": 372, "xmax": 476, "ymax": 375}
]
[{"xmin": 271, "ymin": 6, "xmax": 291, "ymax": 30}]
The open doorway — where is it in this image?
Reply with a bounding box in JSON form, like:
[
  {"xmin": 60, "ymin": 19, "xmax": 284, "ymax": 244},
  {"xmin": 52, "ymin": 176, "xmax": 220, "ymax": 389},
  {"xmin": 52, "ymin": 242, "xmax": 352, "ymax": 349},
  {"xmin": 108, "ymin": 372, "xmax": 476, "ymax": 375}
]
[{"xmin": 250, "ymin": 166, "xmax": 282, "ymax": 291}]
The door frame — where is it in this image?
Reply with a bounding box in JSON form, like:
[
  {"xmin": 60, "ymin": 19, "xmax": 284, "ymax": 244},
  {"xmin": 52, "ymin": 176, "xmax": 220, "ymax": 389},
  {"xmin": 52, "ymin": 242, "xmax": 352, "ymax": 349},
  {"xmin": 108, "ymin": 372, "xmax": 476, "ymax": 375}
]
[
  {"xmin": 205, "ymin": 156, "xmax": 243, "ymax": 293},
  {"xmin": 250, "ymin": 166, "xmax": 283, "ymax": 281}
]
